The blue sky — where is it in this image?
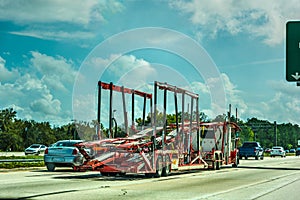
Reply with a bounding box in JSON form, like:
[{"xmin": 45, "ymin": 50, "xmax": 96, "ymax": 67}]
[{"xmin": 1, "ymin": 0, "xmax": 300, "ymax": 126}]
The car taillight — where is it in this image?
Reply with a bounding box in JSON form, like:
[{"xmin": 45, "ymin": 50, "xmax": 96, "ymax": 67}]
[
  {"xmin": 72, "ymin": 149, "xmax": 78, "ymax": 155},
  {"xmin": 45, "ymin": 148, "xmax": 48, "ymax": 154}
]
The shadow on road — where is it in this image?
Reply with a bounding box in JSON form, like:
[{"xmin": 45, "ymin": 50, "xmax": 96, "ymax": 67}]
[
  {"xmin": 238, "ymin": 165, "xmax": 300, "ymax": 171},
  {"xmin": 50, "ymin": 168, "xmax": 211, "ymax": 181}
]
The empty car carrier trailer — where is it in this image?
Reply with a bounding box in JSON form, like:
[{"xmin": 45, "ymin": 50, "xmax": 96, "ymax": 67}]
[{"xmin": 75, "ymin": 81, "xmax": 240, "ymax": 177}]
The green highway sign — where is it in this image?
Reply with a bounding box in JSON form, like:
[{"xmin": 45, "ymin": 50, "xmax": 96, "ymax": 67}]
[{"xmin": 286, "ymin": 21, "xmax": 300, "ymax": 82}]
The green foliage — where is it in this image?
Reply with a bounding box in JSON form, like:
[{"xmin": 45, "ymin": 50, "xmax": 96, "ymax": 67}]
[
  {"xmin": 237, "ymin": 118, "xmax": 300, "ymax": 149},
  {"xmin": 1, "ymin": 108, "xmax": 300, "ymax": 151},
  {"xmin": 0, "ymin": 108, "xmax": 93, "ymax": 151},
  {"xmin": 0, "ymin": 161, "xmax": 44, "ymax": 169},
  {"xmin": 0, "ymin": 155, "xmax": 43, "ymax": 160}
]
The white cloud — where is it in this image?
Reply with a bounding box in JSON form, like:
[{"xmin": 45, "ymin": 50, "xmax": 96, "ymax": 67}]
[
  {"xmin": 0, "ymin": 53, "xmax": 77, "ymax": 125},
  {"xmin": 169, "ymin": 0, "xmax": 300, "ymax": 45},
  {"xmin": 221, "ymin": 73, "xmax": 247, "ymax": 116},
  {"xmin": 0, "ymin": 56, "xmax": 19, "ymax": 82},
  {"xmin": 107, "ymin": 55, "xmax": 154, "ymax": 83},
  {"xmin": 30, "ymin": 98, "xmax": 61, "ymax": 115},
  {"xmin": 0, "ymin": 73, "xmax": 62, "ymax": 122},
  {"xmin": 190, "ymin": 73, "xmax": 247, "ymax": 120},
  {"xmin": 237, "ymin": 80, "xmax": 300, "ymax": 124},
  {"xmin": 0, "ymin": 0, "xmax": 123, "ymax": 25},
  {"xmin": 30, "ymin": 51, "xmax": 77, "ymax": 92},
  {"xmin": 10, "ymin": 30, "xmax": 96, "ymax": 41},
  {"xmin": 1, "ymin": 0, "xmax": 124, "ymax": 41}
]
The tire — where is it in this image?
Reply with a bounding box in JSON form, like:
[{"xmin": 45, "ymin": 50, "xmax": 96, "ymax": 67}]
[
  {"xmin": 155, "ymin": 156, "xmax": 163, "ymax": 178},
  {"xmin": 255, "ymin": 156, "xmax": 258, "ymax": 160},
  {"xmin": 46, "ymin": 163, "xmax": 55, "ymax": 172},
  {"xmin": 216, "ymin": 154, "xmax": 220, "ymax": 170},
  {"xmin": 211, "ymin": 161, "xmax": 216, "ymax": 170},
  {"xmin": 232, "ymin": 162, "xmax": 238, "ymax": 168},
  {"xmin": 232, "ymin": 155, "xmax": 239, "ymax": 168},
  {"xmin": 101, "ymin": 172, "xmax": 117, "ymax": 176},
  {"xmin": 101, "ymin": 172, "xmax": 109, "ymax": 176},
  {"xmin": 162, "ymin": 156, "xmax": 171, "ymax": 176},
  {"xmin": 145, "ymin": 173, "xmax": 154, "ymax": 178}
]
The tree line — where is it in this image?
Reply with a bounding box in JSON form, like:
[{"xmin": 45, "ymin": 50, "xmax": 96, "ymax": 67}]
[{"xmin": 0, "ymin": 108, "xmax": 299, "ymax": 151}]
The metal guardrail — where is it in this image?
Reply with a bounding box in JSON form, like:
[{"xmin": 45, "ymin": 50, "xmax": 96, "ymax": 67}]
[{"xmin": 0, "ymin": 159, "xmax": 44, "ymax": 163}]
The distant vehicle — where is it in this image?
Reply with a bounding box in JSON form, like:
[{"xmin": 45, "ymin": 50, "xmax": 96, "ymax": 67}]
[
  {"xmin": 44, "ymin": 140, "xmax": 92, "ymax": 172},
  {"xmin": 25, "ymin": 144, "xmax": 47, "ymax": 155},
  {"xmin": 270, "ymin": 146, "xmax": 286, "ymax": 157},
  {"xmin": 285, "ymin": 149, "xmax": 289, "ymax": 153},
  {"xmin": 264, "ymin": 148, "xmax": 271, "ymax": 153},
  {"xmin": 296, "ymin": 147, "xmax": 300, "ymax": 156},
  {"xmin": 290, "ymin": 149, "xmax": 296, "ymax": 153},
  {"xmin": 238, "ymin": 141, "xmax": 264, "ymax": 160}
]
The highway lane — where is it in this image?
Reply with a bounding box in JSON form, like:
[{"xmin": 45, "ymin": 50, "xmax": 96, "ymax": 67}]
[{"xmin": 0, "ymin": 156, "xmax": 300, "ymax": 200}]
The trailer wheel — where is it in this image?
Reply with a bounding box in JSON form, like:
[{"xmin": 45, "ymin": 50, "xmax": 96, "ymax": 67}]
[
  {"xmin": 232, "ymin": 154, "xmax": 239, "ymax": 168},
  {"xmin": 210, "ymin": 161, "xmax": 216, "ymax": 170},
  {"xmin": 155, "ymin": 156, "xmax": 163, "ymax": 178},
  {"xmin": 215, "ymin": 154, "xmax": 220, "ymax": 170},
  {"xmin": 162, "ymin": 156, "xmax": 171, "ymax": 176},
  {"xmin": 101, "ymin": 172, "xmax": 117, "ymax": 176}
]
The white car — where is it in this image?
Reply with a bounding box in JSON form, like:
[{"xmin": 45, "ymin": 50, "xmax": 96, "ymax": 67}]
[
  {"xmin": 270, "ymin": 146, "xmax": 286, "ymax": 158},
  {"xmin": 25, "ymin": 144, "xmax": 47, "ymax": 155}
]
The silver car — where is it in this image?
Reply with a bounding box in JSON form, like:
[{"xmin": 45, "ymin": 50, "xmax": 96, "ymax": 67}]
[
  {"xmin": 44, "ymin": 140, "xmax": 86, "ymax": 171},
  {"xmin": 25, "ymin": 144, "xmax": 47, "ymax": 155},
  {"xmin": 270, "ymin": 146, "xmax": 286, "ymax": 158}
]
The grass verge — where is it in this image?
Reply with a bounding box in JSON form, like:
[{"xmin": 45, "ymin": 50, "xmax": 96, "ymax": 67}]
[{"xmin": 0, "ymin": 155, "xmax": 45, "ymax": 169}]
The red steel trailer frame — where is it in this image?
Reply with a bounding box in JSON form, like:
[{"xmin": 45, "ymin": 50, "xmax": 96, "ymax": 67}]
[{"xmin": 75, "ymin": 81, "xmax": 240, "ymax": 176}]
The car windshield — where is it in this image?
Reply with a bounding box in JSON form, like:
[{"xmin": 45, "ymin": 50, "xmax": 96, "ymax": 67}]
[
  {"xmin": 273, "ymin": 147, "xmax": 282, "ymax": 150},
  {"xmin": 54, "ymin": 141, "xmax": 79, "ymax": 147},
  {"xmin": 242, "ymin": 143, "xmax": 258, "ymax": 148},
  {"xmin": 30, "ymin": 144, "xmax": 40, "ymax": 148}
]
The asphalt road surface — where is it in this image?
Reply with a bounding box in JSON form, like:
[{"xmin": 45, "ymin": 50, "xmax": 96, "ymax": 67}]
[{"xmin": 0, "ymin": 156, "xmax": 300, "ymax": 200}]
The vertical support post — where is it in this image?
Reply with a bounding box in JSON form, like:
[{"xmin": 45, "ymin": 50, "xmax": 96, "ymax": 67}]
[
  {"xmin": 181, "ymin": 92, "xmax": 185, "ymax": 156},
  {"xmin": 174, "ymin": 90, "xmax": 179, "ymax": 134},
  {"xmin": 132, "ymin": 91, "xmax": 135, "ymax": 130},
  {"xmin": 142, "ymin": 94, "xmax": 147, "ymax": 130},
  {"xmin": 109, "ymin": 82, "xmax": 113, "ymax": 138},
  {"xmin": 97, "ymin": 81, "xmax": 102, "ymax": 140},
  {"xmin": 150, "ymin": 97, "xmax": 153, "ymax": 127},
  {"xmin": 121, "ymin": 86, "xmax": 128, "ymax": 136},
  {"xmin": 196, "ymin": 96, "xmax": 200, "ymax": 158},
  {"xmin": 163, "ymin": 87, "xmax": 167, "ymax": 148},
  {"xmin": 226, "ymin": 104, "xmax": 231, "ymax": 164},
  {"xmin": 152, "ymin": 81, "xmax": 158, "ymax": 170},
  {"xmin": 187, "ymin": 96, "xmax": 194, "ymax": 163},
  {"xmin": 154, "ymin": 82, "xmax": 157, "ymax": 137},
  {"xmin": 97, "ymin": 81, "xmax": 101, "ymax": 125},
  {"xmin": 235, "ymin": 108, "xmax": 238, "ymax": 123},
  {"xmin": 274, "ymin": 121, "xmax": 277, "ymax": 146}
]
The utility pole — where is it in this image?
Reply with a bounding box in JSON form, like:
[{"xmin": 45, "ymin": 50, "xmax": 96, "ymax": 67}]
[{"xmin": 274, "ymin": 121, "xmax": 277, "ymax": 146}]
